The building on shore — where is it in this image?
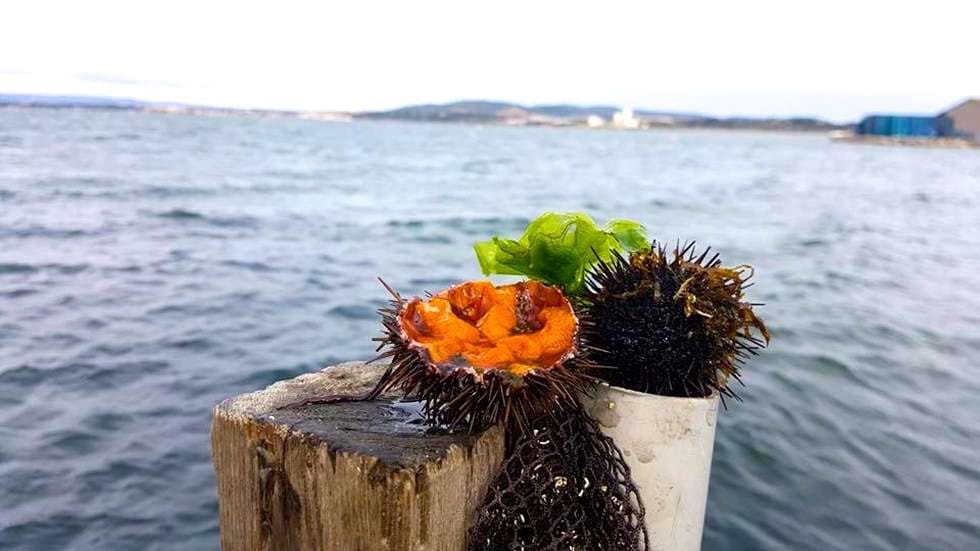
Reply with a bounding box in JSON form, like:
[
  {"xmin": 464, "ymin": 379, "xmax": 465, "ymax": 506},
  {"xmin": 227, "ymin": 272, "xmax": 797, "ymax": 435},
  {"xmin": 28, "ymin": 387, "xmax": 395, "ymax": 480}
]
[
  {"xmin": 855, "ymin": 98, "xmax": 978, "ymax": 142},
  {"xmin": 586, "ymin": 115, "xmax": 605, "ymax": 128},
  {"xmin": 612, "ymin": 107, "xmax": 640, "ymax": 129},
  {"xmin": 937, "ymin": 99, "xmax": 980, "ymax": 142},
  {"xmin": 856, "ymin": 115, "xmax": 939, "ymax": 137}
]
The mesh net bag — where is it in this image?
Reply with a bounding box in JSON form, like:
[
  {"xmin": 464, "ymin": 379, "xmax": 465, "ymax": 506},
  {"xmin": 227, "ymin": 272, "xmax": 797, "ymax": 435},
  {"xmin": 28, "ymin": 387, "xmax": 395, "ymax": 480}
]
[{"xmin": 469, "ymin": 410, "xmax": 648, "ymax": 551}]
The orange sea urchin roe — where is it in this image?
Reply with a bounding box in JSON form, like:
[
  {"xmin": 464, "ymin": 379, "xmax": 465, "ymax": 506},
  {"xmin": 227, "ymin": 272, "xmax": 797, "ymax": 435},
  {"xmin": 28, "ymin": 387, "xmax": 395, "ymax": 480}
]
[{"xmin": 398, "ymin": 281, "xmax": 576, "ymax": 376}]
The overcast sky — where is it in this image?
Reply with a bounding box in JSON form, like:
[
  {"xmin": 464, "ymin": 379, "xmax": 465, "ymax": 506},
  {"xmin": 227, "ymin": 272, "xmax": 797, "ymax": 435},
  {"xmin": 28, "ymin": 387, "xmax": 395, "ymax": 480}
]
[{"xmin": 2, "ymin": 1, "xmax": 978, "ymax": 122}]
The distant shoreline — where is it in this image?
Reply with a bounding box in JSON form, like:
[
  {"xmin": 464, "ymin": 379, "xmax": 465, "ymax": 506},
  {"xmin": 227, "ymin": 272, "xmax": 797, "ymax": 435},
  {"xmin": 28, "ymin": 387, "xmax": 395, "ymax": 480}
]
[{"xmin": 0, "ymin": 94, "xmax": 847, "ymax": 133}]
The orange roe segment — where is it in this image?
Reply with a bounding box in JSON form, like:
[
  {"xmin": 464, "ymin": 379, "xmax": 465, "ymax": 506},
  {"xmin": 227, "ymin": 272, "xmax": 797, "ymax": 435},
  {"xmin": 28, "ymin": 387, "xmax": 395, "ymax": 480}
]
[
  {"xmin": 497, "ymin": 335, "xmax": 544, "ymax": 363},
  {"xmin": 412, "ymin": 298, "xmax": 482, "ymax": 343},
  {"xmin": 476, "ymin": 301, "xmax": 517, "ymax": 340},
  {"xmin": 535, "ymin": 307, "xmax": 578, "ymax": 359},
  {"xmin": 463, "ymin": 345, "xmax": 515, "ymax": 367},
  {"xmin": 426, "ymin": 337, "xmax": 468, "ymax": 364},
  {"xmin": 397, "ymin": 280, "xmax": 577, "ymax": 376},
  {"xmin": 442, "ymin": 280, "xmax": 496, "ymax": 324}
]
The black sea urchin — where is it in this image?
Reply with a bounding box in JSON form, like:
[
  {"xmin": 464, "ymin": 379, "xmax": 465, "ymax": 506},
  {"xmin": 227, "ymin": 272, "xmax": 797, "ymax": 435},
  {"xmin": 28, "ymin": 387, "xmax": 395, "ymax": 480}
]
[{"xmin": 581, "ymin": 242, "xmax": 769, "ymax": 399}]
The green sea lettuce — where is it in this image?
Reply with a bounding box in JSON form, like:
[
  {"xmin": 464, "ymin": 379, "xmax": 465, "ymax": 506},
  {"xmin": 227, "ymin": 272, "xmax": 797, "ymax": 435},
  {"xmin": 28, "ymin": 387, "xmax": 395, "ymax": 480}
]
[{"xmin": 474, "ymin": 212, "xmax": 649, "ymax": 294}]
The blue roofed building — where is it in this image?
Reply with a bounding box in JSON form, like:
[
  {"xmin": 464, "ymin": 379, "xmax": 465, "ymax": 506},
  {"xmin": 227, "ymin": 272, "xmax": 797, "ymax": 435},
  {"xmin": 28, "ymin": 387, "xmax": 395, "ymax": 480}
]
[
  {"xmin": 853, "ymin": 99, "xmax": 979, "ymax": 142},
  {"xmin": 856, "ymin": 115, "xmax": 939, "ymax": 137}
]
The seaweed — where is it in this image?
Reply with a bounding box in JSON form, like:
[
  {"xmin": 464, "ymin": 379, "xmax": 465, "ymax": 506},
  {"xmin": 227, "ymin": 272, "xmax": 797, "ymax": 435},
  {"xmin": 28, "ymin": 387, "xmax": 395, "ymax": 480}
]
[{"xmin": 474, "ymin": 212, "xmax": 648, "ymax": 295}]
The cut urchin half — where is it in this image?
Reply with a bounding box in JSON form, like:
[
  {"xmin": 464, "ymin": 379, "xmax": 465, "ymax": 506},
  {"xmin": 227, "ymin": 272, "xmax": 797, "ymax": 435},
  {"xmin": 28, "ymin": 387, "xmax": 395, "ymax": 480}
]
[
  {"xmin": 581, "ymin": 241, "xmax": 770, "ymax": 400},
  {"xmin": 372, "ymin": 279, "xmax": 596, "ymax": 437}
]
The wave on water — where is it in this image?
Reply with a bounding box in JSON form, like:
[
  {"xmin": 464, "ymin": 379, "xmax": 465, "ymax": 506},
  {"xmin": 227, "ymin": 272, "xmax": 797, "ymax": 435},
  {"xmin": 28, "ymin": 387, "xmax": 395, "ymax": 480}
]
[
  {"xmin": 0, "ymin": 262, "xmax": 38, "ymax": 275},
  {"xmin": 18, "ymin": 179, "xmax": 351, "ymax": 202},
  {"xmin": 152, "ymin": 208, "xmax": 260, "ymax": 229},
  {"xmin": 0, "ymin": 225, "xmax": 101, "ymax": 239},
  {"xmin": 0, "ymin": 135, "xmax": 22, "ymax": 147},
  {"xmin": 219, "ymin": 259, "xmax": 275, "ymax": 272},
  {"xmin": 154, "ymin": 208, "xmax": 208, "ymax": 221},
  {"xmin": 327, "ymin": 303, "xmax": 378, "ymax": 320},
  {"xmin": 0, "ymin": 262, "xmax": 89, "ymax": 275},
  {"xmin": 385, "ymin": 215, "xmax": 531, "ymax": 236},
  {"xmin": 89, "ymin": 133, "xmax": 143, "ymax": 142}
]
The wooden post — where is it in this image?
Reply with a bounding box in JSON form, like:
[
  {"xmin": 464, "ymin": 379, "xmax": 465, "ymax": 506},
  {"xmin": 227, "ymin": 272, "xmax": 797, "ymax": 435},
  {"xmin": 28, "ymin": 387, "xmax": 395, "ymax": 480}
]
[{"xmin": 211, "ymin": 361, "xmax": 506, "ymax": 551}]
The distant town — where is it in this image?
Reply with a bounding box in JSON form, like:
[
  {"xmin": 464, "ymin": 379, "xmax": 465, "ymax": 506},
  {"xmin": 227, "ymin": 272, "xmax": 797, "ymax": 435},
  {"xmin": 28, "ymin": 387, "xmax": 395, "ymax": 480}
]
[{"xmin": 1, "ymin": 94, "xmax": 977, "ymax": 146}]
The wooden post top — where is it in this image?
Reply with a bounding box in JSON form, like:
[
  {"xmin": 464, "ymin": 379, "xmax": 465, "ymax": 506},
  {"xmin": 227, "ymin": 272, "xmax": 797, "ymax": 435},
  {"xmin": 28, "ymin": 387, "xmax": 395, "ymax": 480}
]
[
  {"xmin": 216, "ymin": 361, "xmax": 491, "ymax": 469},
  {"xmin": 211, "ymin": 361, "xmax": 505, "ymax": 551}
]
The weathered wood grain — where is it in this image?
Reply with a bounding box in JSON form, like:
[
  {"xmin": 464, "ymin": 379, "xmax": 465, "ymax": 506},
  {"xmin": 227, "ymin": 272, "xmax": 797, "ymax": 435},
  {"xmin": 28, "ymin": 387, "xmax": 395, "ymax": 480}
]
[{"xmin": 211, "ymin": 361, "xmax": 505, "ymax": 551}]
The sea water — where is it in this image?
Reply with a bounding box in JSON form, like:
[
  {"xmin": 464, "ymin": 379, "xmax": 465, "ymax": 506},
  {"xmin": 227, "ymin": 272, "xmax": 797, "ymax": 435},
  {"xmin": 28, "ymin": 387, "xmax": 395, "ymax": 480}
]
[{"xmin": 1, "ymin": 107, "xmax": 978, "ymax": 550}]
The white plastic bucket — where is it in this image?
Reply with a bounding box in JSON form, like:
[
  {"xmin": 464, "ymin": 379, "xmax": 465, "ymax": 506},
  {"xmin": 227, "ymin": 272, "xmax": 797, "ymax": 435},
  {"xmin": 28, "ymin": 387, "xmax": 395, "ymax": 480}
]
[{"xmin": 583, "ymin": 383, "xmax": 720, "ymax": 551}]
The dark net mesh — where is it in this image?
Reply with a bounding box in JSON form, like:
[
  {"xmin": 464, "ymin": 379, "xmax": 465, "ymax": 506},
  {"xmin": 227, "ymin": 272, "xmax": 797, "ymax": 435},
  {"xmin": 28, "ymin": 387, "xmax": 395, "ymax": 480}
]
[{"xmin": 469, "ymin": 411, "xmax": 648, "ymax": 551}]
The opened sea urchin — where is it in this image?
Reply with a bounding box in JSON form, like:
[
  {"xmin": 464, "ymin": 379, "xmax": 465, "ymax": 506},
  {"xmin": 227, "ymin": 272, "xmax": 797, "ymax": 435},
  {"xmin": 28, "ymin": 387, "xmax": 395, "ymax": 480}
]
[
  {"xmin": 372, "ymin": 279, "xmax": 592, "ymax": 435},
  {"xmin": 582, "ymin": 242, "xmax": 769, "ymax": 399}
]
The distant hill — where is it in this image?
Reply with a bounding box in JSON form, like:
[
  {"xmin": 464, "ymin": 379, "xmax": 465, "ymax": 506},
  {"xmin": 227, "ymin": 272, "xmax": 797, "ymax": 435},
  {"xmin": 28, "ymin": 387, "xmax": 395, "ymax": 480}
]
[
  {"xmin": 687, "ymin": 116, "xmax": 843, "ymax": 131},
  {"xmin": 356, "ymin": 101, "xmax": 532, "ymax": 123},
  {"xmin": 357, "ymin": 100, "xmax": 707, "ymax": 123},
  {"xmin": 0, "ymin": 93, "xmax": 149, "ymax": 109},
  {"xmin": 356, "ymin": 100, "xmax": 843, "ymax": 130}
]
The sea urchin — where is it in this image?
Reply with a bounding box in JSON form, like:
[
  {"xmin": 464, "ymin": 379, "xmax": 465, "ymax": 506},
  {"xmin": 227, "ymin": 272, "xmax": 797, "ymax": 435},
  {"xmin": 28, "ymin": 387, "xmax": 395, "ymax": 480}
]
[
  {"xmin": 581, "ymin": 242, "xmax": 769, "ymax": 399},
  {"xmin": 372, "ymin": 279, "xmax": 594, "ymax": 436}
]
